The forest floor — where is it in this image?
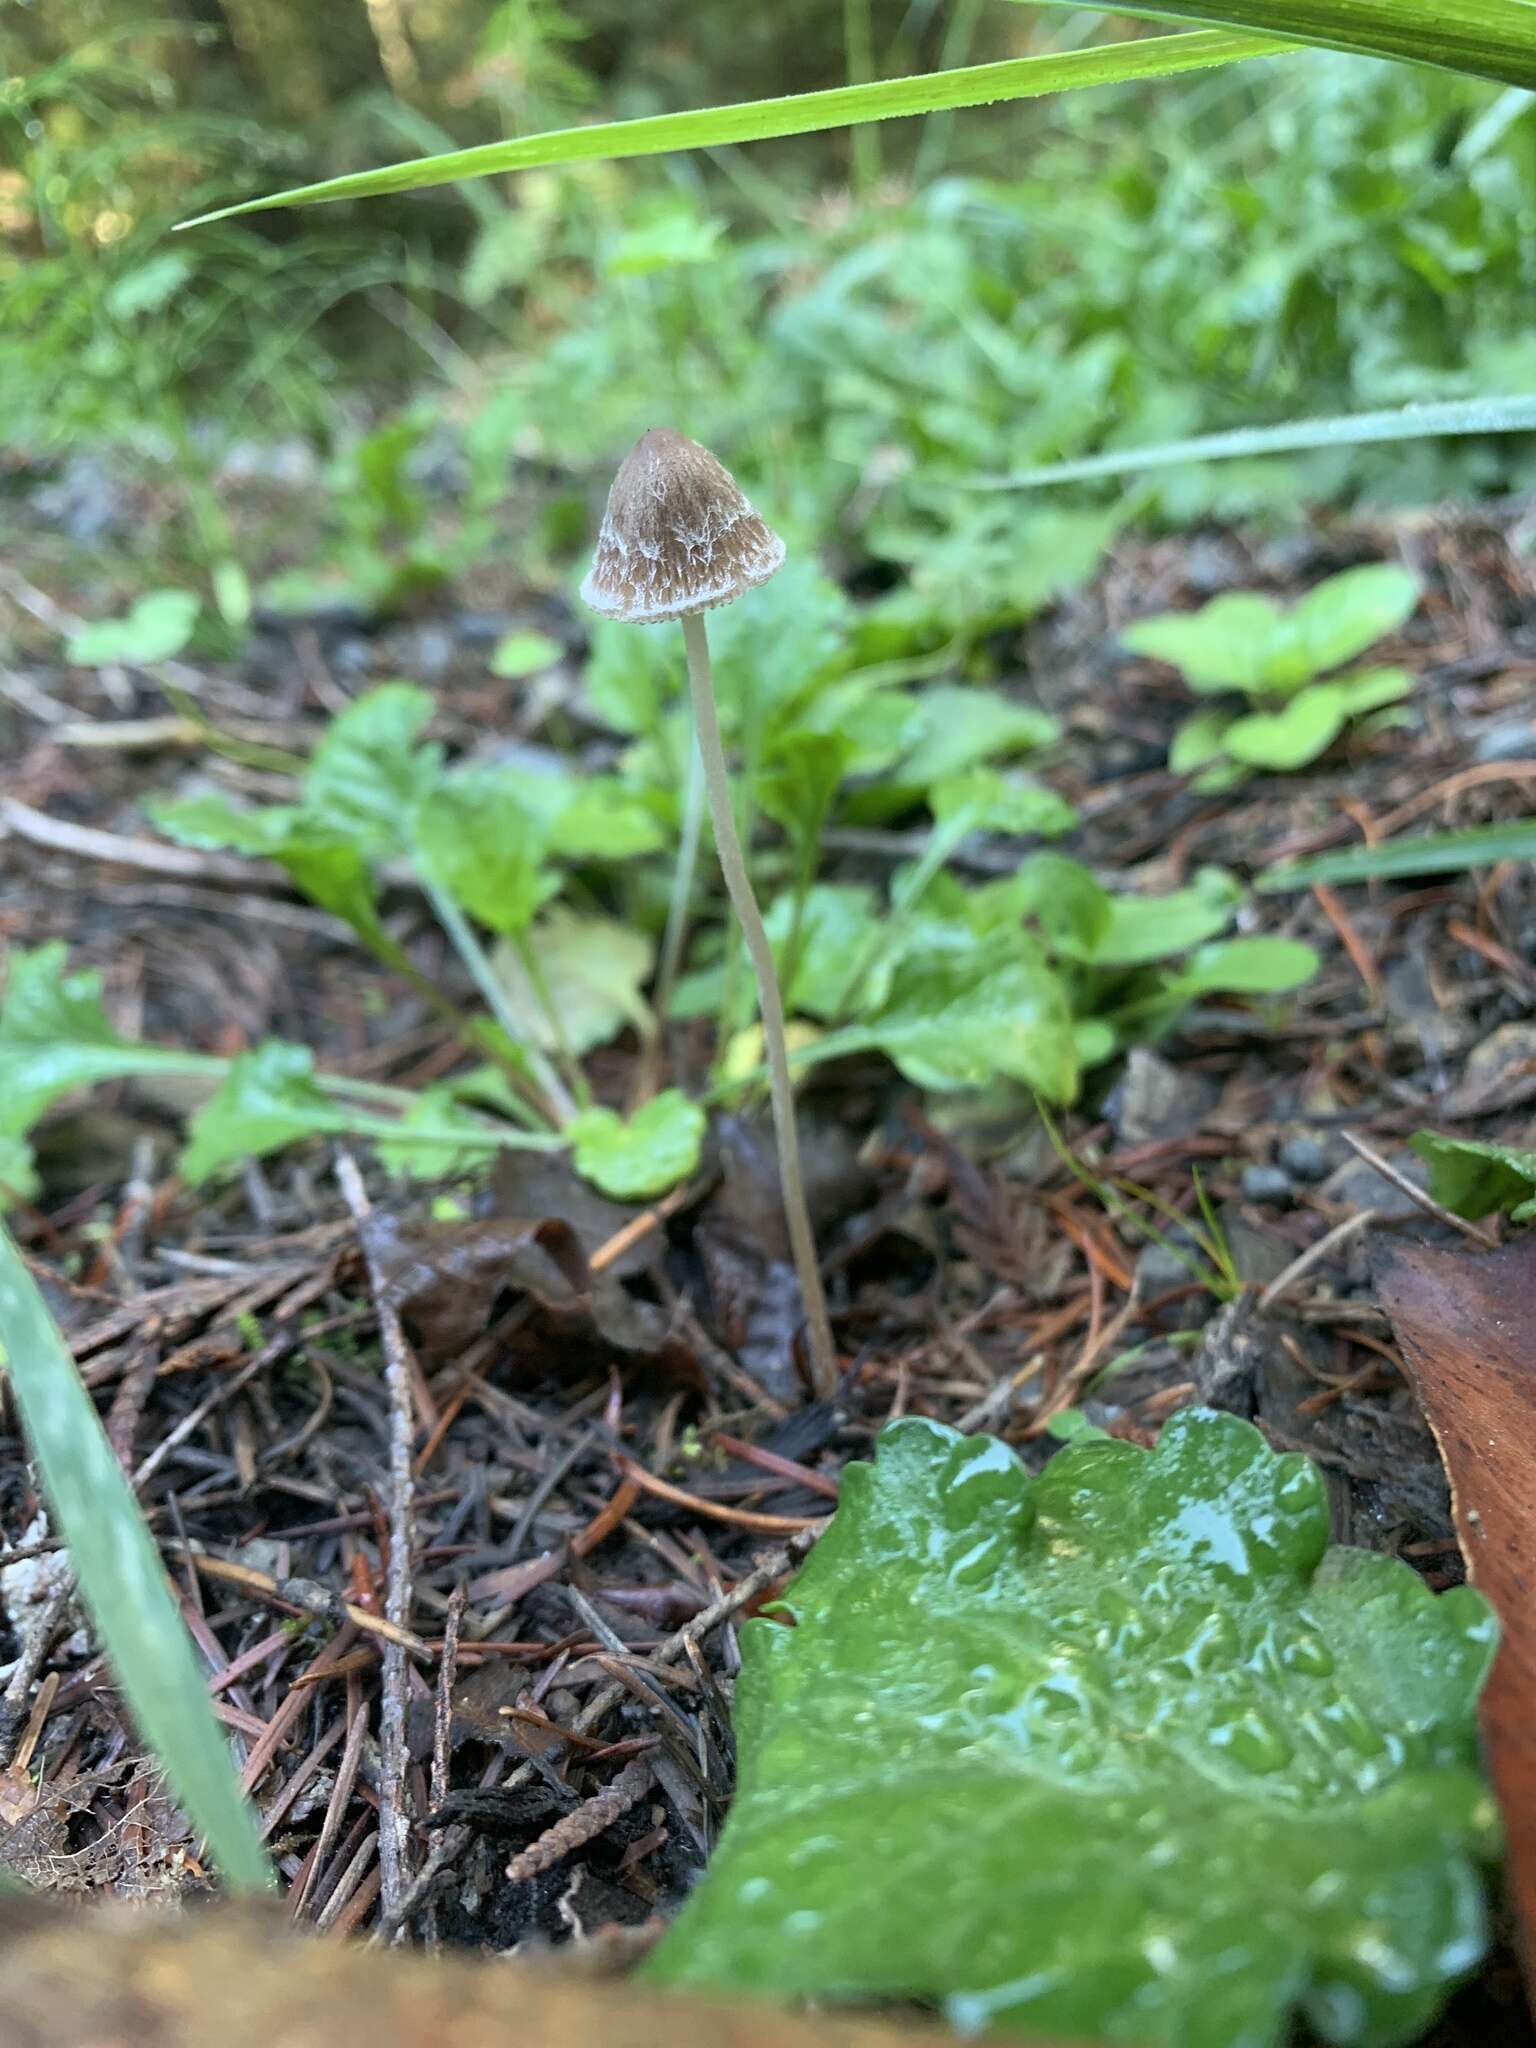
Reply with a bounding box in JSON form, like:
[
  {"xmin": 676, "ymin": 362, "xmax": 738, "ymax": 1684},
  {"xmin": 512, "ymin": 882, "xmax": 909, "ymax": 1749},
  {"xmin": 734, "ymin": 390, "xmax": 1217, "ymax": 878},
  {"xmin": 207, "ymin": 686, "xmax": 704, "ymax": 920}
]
[{"xmin": 1, "ymin": 469, "xmax": 1534, "ymax": 2040}]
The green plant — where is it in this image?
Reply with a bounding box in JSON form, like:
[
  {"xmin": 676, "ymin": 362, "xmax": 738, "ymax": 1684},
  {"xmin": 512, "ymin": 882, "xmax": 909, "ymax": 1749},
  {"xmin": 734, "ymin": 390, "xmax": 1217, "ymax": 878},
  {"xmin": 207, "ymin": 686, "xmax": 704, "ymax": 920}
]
[
  {"xmin": 1124, "ymin": 564, "xmax": 1422, "ymax": 786},
  {"xmin": 1409, "ymin": 1132, "xmax": 1536, "ymax": 1221},
  {"xmin": 0, "ymin": 1227, "xmax": 269, "ymax": 1890},
  {"xmin": 649, "ymin": 1409, "xmax": 1497, "ymax": 2047},
  {"xmin": 1259, "ymin": 821, "xmax": 1536, "ymax": 890}
]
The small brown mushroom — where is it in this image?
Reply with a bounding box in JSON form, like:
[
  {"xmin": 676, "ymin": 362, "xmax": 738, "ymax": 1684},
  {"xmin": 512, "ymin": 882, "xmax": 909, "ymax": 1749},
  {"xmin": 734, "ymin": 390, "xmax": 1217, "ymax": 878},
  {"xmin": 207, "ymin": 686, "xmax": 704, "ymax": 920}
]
[{"xmin": 582, "ymin": 429, "xmax": 837, "ymax": 1400}]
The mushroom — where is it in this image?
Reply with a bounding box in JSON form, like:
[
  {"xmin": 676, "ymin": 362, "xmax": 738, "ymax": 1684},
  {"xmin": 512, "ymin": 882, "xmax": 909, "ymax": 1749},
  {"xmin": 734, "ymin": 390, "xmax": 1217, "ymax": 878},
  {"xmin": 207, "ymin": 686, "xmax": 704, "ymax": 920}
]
[{"xmin": 582, "ymin": 429, "xmax": 837, "ymax": 1399}]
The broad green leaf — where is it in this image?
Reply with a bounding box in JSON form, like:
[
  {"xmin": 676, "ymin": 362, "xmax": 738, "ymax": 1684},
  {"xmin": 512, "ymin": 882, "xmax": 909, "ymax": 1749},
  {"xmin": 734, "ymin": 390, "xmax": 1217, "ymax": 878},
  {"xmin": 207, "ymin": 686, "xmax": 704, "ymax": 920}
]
[
  {"xmin": 650, "ymin": 1409, "xmax": 1496, "ymax": 2048},
  {"xmin": 764, "ymin": 885, "xmax": 889, "ymax": 1020},
  {"xmin": 304, "ymin": 682, "xmax": 441, "ymax": 857},
  {"xmin": 179, "ymin": 34, "xmax": 1276, "ymax": 226},
  {"xmin": 180, "ymin": 1042, "xmax": 351, "ymax": 1184},
  {"xmin": 584, "ymin": 623, "xmax": 679, "ymax": 736},
  {"xmin": 1074, "ymin": 869, "xmax": 1243, "ymax": 967},
  {"xmin": 491, "ymin": 629, "xmax": 564, "ymax": 678},
  {"xmin": 816, "ymin": 926, "xmax": 1079, "ymax": 1101},
  {"xmin": 493, "ymin": 911, "xmax": 655, "ymax": 1055},
  {"xmin": 0, "ymin": 1228, "xmax": 270, "ymax": 1890},
  {"xmin": 708, "ymin": 561, "xmax": 855, "ymax": 740},
  {"xmin": 1284, "ymin": 568, "xmax": 1421, "ymax": 681},
  {"xmin": 0, "ymin": 943, "xmax": 219, "ymax": 1139},
  {"xmin": 1409, "ymin": 1131, "xmax": 1536, "ymax": 1221},
  {"xmin": 150, "ymin": 794, "xmax": 305, "ymax": 859},
  {"xmin": 568, "ymin": 1090, "xmax": 706, "ymax": 1200},
  {"xmin": 1006, "ymin": 853, "xmax": 1114, "ymax": 961},
  {"xmin": 1168, "ymin": 707, "xmax": 1234, "ymax": 776},
  {"xmin": 1008, "ymin": 0, "xmax": 1536, "ymax": 91},
  {"xmin": 1123, "ymin": 593, "xmax": 1283, "ymax": 694},
  {"xmin": 1224, "ymin": 683, "xmax": 1348, "ymax": 770},
  {"xmin": 65, "ymin": 589, "xmax": 199, "ymax": 667},
  {"xmin": 929, "ymin": 768, "xmax": 1079, "ymax": 838},
  {"xmin": 1332, "ymin": 666, "xmax": 1416, "ymax": 717},
  {"xmin": 1172, "ymin": 936, "xmax": 1321, "ymax": 995},
  {"xmin": 756, "ymin": 733, "xmax": 857, "ymax": 857},
  {"xmin": 373, "ymin": 1088, "xmax": 504, "ymax": 1180},
  {"xmin": 411, "ymin": 769, "xmax": 558, "ymax": 935},
  {"xmin": 547, "ymin": 779, "xmax": 667, "ymax": 860},
  {"xmin": 896, "ymin": 686, "xmax": 1060, "ymax": 787},
  {"xmin": 1258, "ymin": 823, "xmax": 1536, "ymax": 890}
]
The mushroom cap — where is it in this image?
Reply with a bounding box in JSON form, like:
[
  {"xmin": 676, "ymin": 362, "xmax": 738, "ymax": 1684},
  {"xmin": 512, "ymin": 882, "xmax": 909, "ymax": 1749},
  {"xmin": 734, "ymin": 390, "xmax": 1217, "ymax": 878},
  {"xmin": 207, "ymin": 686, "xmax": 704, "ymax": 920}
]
[{"xmin": 580, "ymin": 428, "xmax": 785, "ymax": 625}]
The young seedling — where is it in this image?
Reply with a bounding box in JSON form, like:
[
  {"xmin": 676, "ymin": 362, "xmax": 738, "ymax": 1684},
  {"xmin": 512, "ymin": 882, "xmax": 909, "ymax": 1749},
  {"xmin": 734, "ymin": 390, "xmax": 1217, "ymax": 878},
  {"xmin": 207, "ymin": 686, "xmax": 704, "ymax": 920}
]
[{"xmin": 582, "ymin": 429, "xmax": 838, "ymax": 1399}]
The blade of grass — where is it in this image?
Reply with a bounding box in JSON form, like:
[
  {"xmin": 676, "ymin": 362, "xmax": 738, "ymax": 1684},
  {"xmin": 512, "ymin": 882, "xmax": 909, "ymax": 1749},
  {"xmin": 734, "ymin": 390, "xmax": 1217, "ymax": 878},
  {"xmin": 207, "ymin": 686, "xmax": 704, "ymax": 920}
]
[
  {"xmin": 0, "ymin": 1227, "xmax": 270, "ymax": 1891},
  {"xmin": 1259, "ymin": 822, "xmax": 1536, "ymax": 889},
  {"xmin": 176, "ymin": 31, "xmax": 1278, "ymax": 226},
  {"xmin": 1008, "ymin": 0, "xmax": 1536, "ymax": 89},
  {"xmin": 960, "ymin": 395, "xmax": 1536, "ymax": 491}
]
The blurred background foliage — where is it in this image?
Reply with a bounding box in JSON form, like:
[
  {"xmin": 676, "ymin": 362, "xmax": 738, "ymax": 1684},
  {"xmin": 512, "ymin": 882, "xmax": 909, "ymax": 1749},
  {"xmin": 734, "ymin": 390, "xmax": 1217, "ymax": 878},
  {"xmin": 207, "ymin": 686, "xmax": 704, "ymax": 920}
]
[{"xmin": 3, "ymin": 0, "xmax": 1535, "ymax": 576}]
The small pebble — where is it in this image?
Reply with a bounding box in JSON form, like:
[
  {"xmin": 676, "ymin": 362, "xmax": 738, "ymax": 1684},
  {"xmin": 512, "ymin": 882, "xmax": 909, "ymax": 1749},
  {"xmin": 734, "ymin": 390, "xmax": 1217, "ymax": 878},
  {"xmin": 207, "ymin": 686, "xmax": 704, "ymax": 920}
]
[
  {"xmin": 1241, "ymin": 1164, "xmax": 1293, "ymax": 1205},
  {"xmin": 1473, "ymin": 720, "xmax": 1536, "ymax": 764},
  {"xmin": 1278, "ymin": 1135, "xmax": 1328, "ymax": 1183}
]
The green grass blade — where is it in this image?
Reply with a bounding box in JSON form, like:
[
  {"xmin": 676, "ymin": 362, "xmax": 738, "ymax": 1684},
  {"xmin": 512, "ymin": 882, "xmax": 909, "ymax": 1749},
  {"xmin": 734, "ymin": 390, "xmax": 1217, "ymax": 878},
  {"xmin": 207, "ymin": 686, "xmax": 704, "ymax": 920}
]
[
  {"xmin": 0, "ymin": 1227, "xmax": 271, "ymax": 1891},
  {"xmin": 962, "ymin": 395, "xmax": 1536, "ymax": 491},
  {"xmin": 1008, "ymin": 0, "xmax": 1536, "ymax": 89},
  {"xmin": 177, "ymin": 31, "xmax": 1277, "ymax": 226},
  {"xmin": 1259, "ymin": 822, "xmax": 1536, "ymax": 889}
]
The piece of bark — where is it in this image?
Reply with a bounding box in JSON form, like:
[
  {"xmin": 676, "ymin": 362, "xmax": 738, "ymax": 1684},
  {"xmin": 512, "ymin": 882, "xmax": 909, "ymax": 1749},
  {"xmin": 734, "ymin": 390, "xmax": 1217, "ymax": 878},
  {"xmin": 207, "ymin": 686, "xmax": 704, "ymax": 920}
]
[
  {"xmin": 1378, "ymin": 1233, "xmax": 1536, "ymax": 2017},
  {"xmin": 0, "ymin": 1895, "xmax": 1087, "ymax": 2048}
]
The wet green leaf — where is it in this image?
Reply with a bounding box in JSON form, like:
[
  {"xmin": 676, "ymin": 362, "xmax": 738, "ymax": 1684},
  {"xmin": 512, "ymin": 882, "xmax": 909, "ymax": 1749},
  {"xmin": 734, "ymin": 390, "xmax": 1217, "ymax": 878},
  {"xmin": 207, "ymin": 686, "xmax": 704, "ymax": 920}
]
[
  {"xmin": 650, "ymin": 1409, "xmax": 1496, "ymax": 2048},
  {"xmin": 1409, "ymin": 1131, "xmax": 1536, "ymax": 1222},
  {"xmin": 568, "ymin": 1090, "xmax": 706, "ymax": 1200}
]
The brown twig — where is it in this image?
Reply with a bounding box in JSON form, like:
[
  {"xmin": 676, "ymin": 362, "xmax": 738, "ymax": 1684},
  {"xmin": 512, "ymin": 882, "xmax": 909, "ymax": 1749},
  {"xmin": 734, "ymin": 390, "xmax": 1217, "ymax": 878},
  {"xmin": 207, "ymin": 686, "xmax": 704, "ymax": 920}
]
[
  {"xmin": 1338, "ymin": 1131, "xmax": 1499, "ymax": 1250},
  {"xmin": 506, "ymin": 1755, "xmax": 654, "ymax": 1884}
]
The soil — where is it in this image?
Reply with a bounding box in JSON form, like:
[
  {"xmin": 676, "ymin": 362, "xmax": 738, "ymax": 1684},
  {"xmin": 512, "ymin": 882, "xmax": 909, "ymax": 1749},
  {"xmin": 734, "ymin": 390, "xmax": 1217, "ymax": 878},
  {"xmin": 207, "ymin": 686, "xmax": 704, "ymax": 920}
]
[{"xmin": 1, "ymin": 466, "xmax": 1534, "ymax": 2040}]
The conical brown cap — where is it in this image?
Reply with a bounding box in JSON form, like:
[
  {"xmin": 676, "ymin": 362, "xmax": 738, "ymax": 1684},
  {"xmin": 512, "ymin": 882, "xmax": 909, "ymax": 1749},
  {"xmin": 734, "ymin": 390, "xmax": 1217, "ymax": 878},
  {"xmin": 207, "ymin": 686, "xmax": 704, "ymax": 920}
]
[{"xmin": 580, "ymin": 428, "xmax": 785, "ymax": 625}]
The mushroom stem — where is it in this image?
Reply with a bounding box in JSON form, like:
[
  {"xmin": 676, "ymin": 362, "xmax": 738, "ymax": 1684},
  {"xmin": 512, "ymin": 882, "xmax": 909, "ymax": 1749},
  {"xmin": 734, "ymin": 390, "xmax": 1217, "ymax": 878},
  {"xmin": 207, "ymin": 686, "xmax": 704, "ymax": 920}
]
[{"xmin": 681, "ymin": 610, "xmax": 838, "ymax": 1400}]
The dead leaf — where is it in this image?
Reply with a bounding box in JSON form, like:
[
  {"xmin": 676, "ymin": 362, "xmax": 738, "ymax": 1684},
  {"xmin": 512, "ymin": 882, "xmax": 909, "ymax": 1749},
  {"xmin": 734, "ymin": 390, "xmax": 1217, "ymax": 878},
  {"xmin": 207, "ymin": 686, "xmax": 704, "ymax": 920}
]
[{"xmin": 1378, "ymin": 1233, "xmax": 1536, "ymax": 2018}]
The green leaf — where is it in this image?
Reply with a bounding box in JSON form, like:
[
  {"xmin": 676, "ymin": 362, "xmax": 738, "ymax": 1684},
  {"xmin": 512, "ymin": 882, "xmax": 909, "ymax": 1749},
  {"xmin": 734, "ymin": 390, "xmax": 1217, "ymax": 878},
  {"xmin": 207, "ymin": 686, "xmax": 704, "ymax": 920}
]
[
  {"xmin": 1008, "ymin": 0, "xmax": 1536, "ymax": 91},
  {"xmin": 1284, "ymin": 567, "xmax": 1421, "ymax": 681},
  {"xmin": 1258, "ymin": 823, "xmax": 1536, "ymax": 890},
  {"xmin": 493, "ymin": 911, "xmax": 655, "ymax": 1056},
  {"xmin": 649, "ymin": 1409, "xmax": 1496, "ymax": 2048},
  {"xmin": 756, "ymin": 734, "xmax": 857, "ymax": 857},
  {"xmin": 1169, "ymin": 707, "xmax": 1235, "ymax": 776},
  {"xmin": 304, "ymin": 682, "xmax": 441, "ymax": 857},
  {"xmin": 1172, "ymin": 936, "xmax": 1321, "ymax": 995},
  {"xmin": 180, "ymin": 1041, "xmax": 352, "ymax": 1184},
  {"xmin": 1007, "ymin": 854, "xmax": 1114, "ymax": 960},
  {"xmin": 0, "ymin": 943, "xmax": 218, "ymax": 1139},
  {"xmin": 547, "ymin": 779, "xmax": 667, "ymax": 861},
  {"xmin": 896, "ymin": 687, "xmax": 1060, "ymax": 787},
  {"xmin": 490, "ymin": 629, "xmax": 564, "ymax": 679},
  {"xmin": 1332, "ymin": 666, "xmax": 1417, "ymax": 717},
  {"xmin": 1076, "ymin": 869, "xmax": 1244, "ymax": 967},
  {"xmin": 568, "ymin": 1090, "xmax": 706, "ymax": 1200},
  {"xmin": 1124, "ymin": 592, "xmax": 1284, "ymax": 695},
  {"xmin": 0, "ymin": 1135, "xmax": 40, "ymax": 1208},
  {"xmin": 1409, "ymin": 1131, "xmax": 1536, "ymax": 1221},
  {"xmin": 178, "ymin": 33, "xmax": 1276, "ymax": 226},
  {"xmin": 929, "ymin": 768, "xmax": 1079, "ymax": 838},
  {"xmin": 1224, "ymin": 682, "xmax": 1348, "ymax": 770},
  {"xmin": 66, "ymin": 589, "xmax": 200, "ymax": 667},
  {"xmin": 372, "ymin": 1088, "xmax": 503, "ymax": 1181},
  {"xmin": 765, "ymin": 885, "xmax": 889, "ymax": 1020},
  {"xmin": 411, "ymin": 769, "xmax": 558, "ymax": 935},
  {"xmin": 0, "ymin": 1228, "xmax": 270, "ymax": 1890},
  {"xmin": 818, "ymin": 926, "xmax": 1079, "ymax": 1101}
]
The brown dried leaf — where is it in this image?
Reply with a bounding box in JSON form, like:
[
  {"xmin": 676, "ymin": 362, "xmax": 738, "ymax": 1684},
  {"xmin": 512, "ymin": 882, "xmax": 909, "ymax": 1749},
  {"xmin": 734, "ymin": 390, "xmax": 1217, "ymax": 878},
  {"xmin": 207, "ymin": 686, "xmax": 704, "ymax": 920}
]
[{"xmin": 1378, "ymin": 1234, "xmax": 1536, "ymax": 2016}]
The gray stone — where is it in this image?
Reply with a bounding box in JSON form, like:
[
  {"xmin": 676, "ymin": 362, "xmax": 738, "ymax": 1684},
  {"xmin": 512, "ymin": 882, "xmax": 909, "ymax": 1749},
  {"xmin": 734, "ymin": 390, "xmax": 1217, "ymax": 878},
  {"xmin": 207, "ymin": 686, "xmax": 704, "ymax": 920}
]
[
  {"xmin": 1242, "ymin": 1164, "xmax": 1293, "ymax": 1205},
  {"xmin": 1473, "ymin": 720, "xmax": 1536, "ymax": 764},
  {"xmin": 1278, "ymin": 1134, "xmax": 1329, "ymax": 1182},
  {"xmin": 1324, "ymin": 1154, "xmax": 1429, "ymax": 1221},
  {"xmin": 1109, "ymin": 1047, "xmax": 1219, "ymax": 1147}
]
